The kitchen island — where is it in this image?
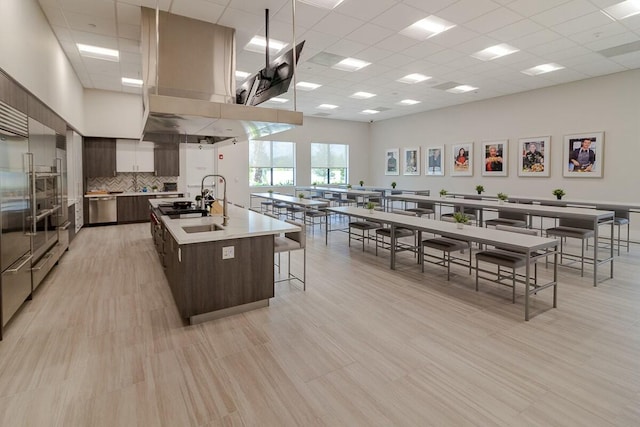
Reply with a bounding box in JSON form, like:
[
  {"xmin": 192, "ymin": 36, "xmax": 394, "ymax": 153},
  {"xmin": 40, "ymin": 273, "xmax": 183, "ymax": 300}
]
[{"xmin": 149, "ymin": 198, "xmax": 298, "ymax": 324}]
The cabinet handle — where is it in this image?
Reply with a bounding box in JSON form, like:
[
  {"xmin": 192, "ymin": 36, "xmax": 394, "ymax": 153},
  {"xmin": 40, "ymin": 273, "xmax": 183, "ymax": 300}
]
[{"xmin": 6, "ymin": 255, "xmax": 32, "ymax": 274}]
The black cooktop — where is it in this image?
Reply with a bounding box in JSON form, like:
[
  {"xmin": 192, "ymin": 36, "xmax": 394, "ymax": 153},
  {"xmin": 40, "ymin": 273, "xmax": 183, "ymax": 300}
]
[{"xmin": 157, "ymin": 204, "xmax": 208, "ymax": 217}]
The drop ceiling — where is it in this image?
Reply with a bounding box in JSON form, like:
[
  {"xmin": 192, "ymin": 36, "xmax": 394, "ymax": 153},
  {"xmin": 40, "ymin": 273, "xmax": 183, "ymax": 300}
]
[{"xmin": 38, "ymin": 0, "xmax": 640, "ymax": 122}]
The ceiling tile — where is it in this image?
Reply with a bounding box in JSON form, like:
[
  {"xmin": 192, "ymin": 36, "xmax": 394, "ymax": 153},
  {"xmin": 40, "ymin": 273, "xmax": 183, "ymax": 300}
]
[
  {"xmin": 487, "ymin": 19, "xmax": 545, "ymax": 42},
  {"xmin": 226, "ymin": 0, "xmax": 288, "ymax": 16},
  {"xmin": 71, "ymin": 30, "xmax": 119, "ymax": 49},
  {"xmin": 272, "ymin": 2, "xmax": 330, "ymax": 28},
  {"xmin": 60, "ymin": 0, "xmax": 115, "ymax": 18},
  {"xmin": 65, "ymin": 12, "xmax": 117, "ymax": 36},
  {"xmin": 138, "ymin": 0, "xmax": 172, "ymax": 10},
  {"xmin": 529, "ymin": 0, "xmax": 599, "ymax": 28},
  {"xmin": 299, "ymin": 29, "xmax": 341, "ymax": 51},
  {"xmin": 356, "ymin": 46, "xmax": 395, "ymax": 62},
  {"xmin": 370, "ymin": 3, "xmax": 429, "ymax": 31},
  {"xmin": 118, "ymin": 37, "xmax": 141, "ymax": 53},
  {"xmin": 325, "ymin": 39, "xmax": 368, "ymax": 57},
  {"xmin": 442, "ymin": 34, "xmax": 497, "ymax": 54},
  {"xmin": 401, "ymin": 41, "xmax": 445, "ymax": 59},
  {"xmin": 429, "ymin": 26, "xmax": 482, "ymax": 48},
  {"xmin": 345, "ymin": 23, "xmax": 395, "ymax": 46},
  {"xmin": 313, "ymin": 13, "xmax": 366, "ymax": 38},
  {"xmin": 170, "ymin": 0, "xmax": 226, "ymax": 24},
  {"xmin": 528, "ymin": 37, "xmax": 579, "ymax": 56},
  {"xmin": 506, "ymin": 0, "xmax": 572, "ymax": 17},
  {"xmin": 117, "ymin": 23, "xmax": 140, "ymax": 40},
  {"xmin": 375, "ymin": 34, "xmax": 420, "ymax": 52},
  {"xmin": 436, "ymin": 0, "xmax": 501, "ymax": 24},
  {"xmin": 511, "ymin": 29, "xmax": 562, "ymax": 49},
  {"xmin": 116, "ymin": 2, "xmax": 141, "ymax": 25},
  {"xmin": 577, "ymin": 59, "xmax": 629, "ymax": 76},
  {"xmin": 334, "ymin": 0, "xmax": 396, "ymax": 21},
  {"xmin": 584, "ymin": 32, "xmax": 640, "ymax": 52},
  {"xmin": 551, "ymin": 11, "xmax": 613, "ymax": 37},
  {"xmin": 218, "ymin": 7, "xmax": 265, "ymax": 33},
  {"xmin": 567, "ymin": 22, "xmax": 629, "ymax": 45},
  {"xmin": 464, "ymin": 7, "xmax": 524, "ymax": 33},
  {"xmin": 611, "ymin": 50, "xmax": 640, "ymax": 68}
]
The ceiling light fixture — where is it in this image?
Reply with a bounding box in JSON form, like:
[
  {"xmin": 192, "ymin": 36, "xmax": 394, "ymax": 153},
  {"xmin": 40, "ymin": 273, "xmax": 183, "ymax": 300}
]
[
  {"xmin": 603, "ymin": 0, "xmax": 640, "ymax": 20},
  {"xmin": 397, "ymin": 73, "xmax": 431, "ymax": 84},
  {"xmin": 400, "ymin": 16, "xmax": 456, "ymax": 40},
  {"xmin": 361, "ymin": 109, "xmax": 380, "ymax": 115},
  {"xmin": 447, "ymin": 85, "xmax": 478, "ymax": 94},
  {"xmin": 471, "ymin": 43, "xmax": 519, "ymax": 61},
  {"xmin": 350, "ymin": 91, "xmax": 376, "ymax": 99},
  {"xmin": 317, "ymin": 104, "xmax": 339, "ymax": 110},
  {"xmin": 332, "ymin": 57, "xmax": 371, "ymax": 72},
  {"xmin": 398, "ymin": 99, "xmax": 421, "ymax": 105},
  {"xmin": 244, "ymin": 36, "xmax": 288, "ymax": 54},
  {"xmin": 297, "ymin": 0, "xmax": 345, "ymax": 9},
  {"xmin": 77, "ymin": 43, "xmax": 119, "ymax": 61},
  {"xmin": 296, "ymin": 81, "xmax": 322, "ymax": 91},
  {"xmin": 121, "ymin": 77, "xmax": 143, "ymax": 87},
  {"xmin": 521, "ymin": 63, "xmax": 565, "ymax": 76},
  {"xmin": 235, "ymin": 70, "xmax": 251, "ymax": 80},
  {"xmin": 267, "ymin": 97, "xmax": 289, "ymax": 103}
]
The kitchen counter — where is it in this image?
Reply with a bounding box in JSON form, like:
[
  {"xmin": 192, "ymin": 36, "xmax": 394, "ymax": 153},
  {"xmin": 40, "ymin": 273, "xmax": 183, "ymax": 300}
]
[{"xmin": 85, "ymin": 191, "xmax": 183, "ymax": 198}]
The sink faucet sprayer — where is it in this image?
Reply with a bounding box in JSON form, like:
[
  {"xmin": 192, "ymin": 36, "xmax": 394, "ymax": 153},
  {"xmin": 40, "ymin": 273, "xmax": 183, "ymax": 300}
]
[{"xmin": 201, "ymin": 174, "xmax": 228, "ymax": 226}]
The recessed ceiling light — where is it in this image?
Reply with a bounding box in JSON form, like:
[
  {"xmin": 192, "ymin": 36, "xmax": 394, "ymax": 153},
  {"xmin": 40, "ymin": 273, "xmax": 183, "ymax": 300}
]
[
  {"xmin": 398, "ymin": 99, "xmax": 421, "ymax": 105},
  {"xmin": 267, "ymin": 97, "xmax": 289, "ymax": 104},
  {"xmin": 400, "ymin": 16, "xmax": 456, "ymax": 40},
  {"xmin": 235, "ymin": 70, "xmax": 251, "ymax": 80},
  {"xmin": 471, "ymin": 44, "xmax": 519, "ymax": 61},
  {"xmin": 397, "ymin": 73, "xmax": 431, "ymax": 84},
  {"xmin": 297, "ymin": 0, "xmax": 345, "ymax": 9},
  {"xmin": 244, "ymin": 36, "xmax": 288, "ymax": 55},
  {"xmin": 350, "ymin": 91, "xmax": 376, "ymax": 99},
  {"xmin": 296, "ymin": 81, "xmax": 322, "ymax": 91},
  {"xmin": 603, "ymin": 0, "xmax": 640, "ymax": 20},
  {"xmin": 121, "ymin": 77, "xmax": 142, "ymax": 87},
  {"xmin": 361, "ymin": 109, "xmax": 380, "ymax": 115},
  {"xmin": 77, "ymin": 43, "xmax": 119, "ymax": 61},
  {"xmin": 521, "ymin": 63, "xmax": 565, "ymax": 76},
  {"xmin": 332, "ymin": 57, "xmax": 371, "ymax": 72},
  {"xmin": 317, "ymin": 104, "xmax": 339, "ymax": 110},
  {"xmin": 447, "ymin": 85, "xmax": 478, "ymax": 94}
]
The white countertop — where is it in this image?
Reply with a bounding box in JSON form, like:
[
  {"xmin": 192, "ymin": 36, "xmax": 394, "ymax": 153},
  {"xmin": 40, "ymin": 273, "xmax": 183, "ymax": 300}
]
[
  {"xmin": 85, "ymin": 191, "xmax": 183, "ymax": 198},
  {"xmin": 161, "ymin": 204, "xmax": 299, "ymax": 245},
  {"xmin": 149, "ymin": 197, "xmax": 194, "ymax": 208}
]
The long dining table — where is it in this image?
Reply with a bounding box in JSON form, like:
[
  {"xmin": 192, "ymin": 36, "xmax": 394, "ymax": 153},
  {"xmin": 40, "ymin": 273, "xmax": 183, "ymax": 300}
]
[
  {"xmin": 385, "ymin": 194, "xmax": 615, "ymax": 287},
  {"xmin": 326, "ymin": 206, "xmax": 559, "ymax": 320}
]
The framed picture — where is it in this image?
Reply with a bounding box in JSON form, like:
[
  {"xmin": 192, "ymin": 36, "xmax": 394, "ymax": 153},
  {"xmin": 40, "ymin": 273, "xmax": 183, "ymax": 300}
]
[
  {"xmin": 385, "ymin": 148, "xmax": 399, "ymax": 176},
  {"xmin": 518, "ymin": 136, "xmax": 550, "ymax": 177},
  {"xmin": 451, "ymin": 143, "xmax": 473, "ymax": 176},
  {"xmin": 426, "ymin": 146, "xmax": 444, "ymax": 176},
  {"xmin": 403, "ymin": 147, "xmax": 420, "ymax": 175},
  {"xmin": 563, "ymin": 132, "xmax": 604, "ymax": 178},
  {"xmin": 481, "ymin": 140, "xmax": 508, "ymax": 177}
]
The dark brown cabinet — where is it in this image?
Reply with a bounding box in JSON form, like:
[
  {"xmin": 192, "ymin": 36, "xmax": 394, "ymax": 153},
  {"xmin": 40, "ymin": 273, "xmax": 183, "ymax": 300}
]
[
  {"xmin": 84, "ymin": 137, "xmax": 116, "ymax": 178},
  {"xmin": 117, "ymin": 195, "xmax": 152, "ymax": 223},
  {"xmin": 154, "ymin": 143, "xmax": 179, "ymax": 176}
]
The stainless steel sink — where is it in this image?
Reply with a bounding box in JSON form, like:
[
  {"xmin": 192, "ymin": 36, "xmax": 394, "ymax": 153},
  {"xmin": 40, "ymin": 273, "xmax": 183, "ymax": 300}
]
[{"xmin": 182, "ymin": 224, "xmax": 225, "ymax": 233}]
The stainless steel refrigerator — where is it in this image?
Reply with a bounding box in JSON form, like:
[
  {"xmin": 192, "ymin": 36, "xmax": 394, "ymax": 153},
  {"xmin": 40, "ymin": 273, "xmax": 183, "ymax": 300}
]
[{"xmin": 0, "ymin": 101, "xmax": 32, "ymax": 339}]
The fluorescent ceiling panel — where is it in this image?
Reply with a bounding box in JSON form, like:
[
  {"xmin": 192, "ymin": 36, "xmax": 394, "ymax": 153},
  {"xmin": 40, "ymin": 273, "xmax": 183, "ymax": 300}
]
[
  {"xmin": 121, "ymin": 77, "xmax": 142, "ymax": 87},
  {"xmin": 398, "ymin": 99, "xmax": 420, "ymax": 105},
  {"xmin": 244, "ymin": 36, "xmax": 288, "ymax": 55},
  {"xmin": 235, "ymin": 70, "xmax": 251, "ymax": 79},
  {"xmin": 309, "ymin": 52, "xmax": 347, "ymax": 67},
  {"xmin": 77, "ymin": 43, "xmax": 119, "ymax": 61},
  {"xmin": 603, "ymin": 0, "xmax": 640, "ymax": 20},
  {"xmin": 471, "ymin": 44, "xmax": 519, "ymax": 61},
  {"xmin": 296, "ymin": 81, "xmax": 322, "ymax": 91},
  {"xmin": 400, "ymin": 16, "xmax": 456, "ymax": 41},
  {"xmin": 298, "ymin": 0, "xmax": 345, "ymax": 10},
  {"xmin": 317, "ymin": 104, "xmax": 339, "ymax": 109},
  {"xmin": 350, "ymin": 91, "xmax": 376, "ymax": 99},
  {"xmin": 361, "ymin": 109, "xmax": 380, "ymax": 114},
  {"xmin": 267, "ymin": 97, "xmax": 289, "ymax": 103},
  {"xmin": 332, "ymin": 57, "xmax": 371, "ymax": 72},
  {"xmin": 397, "ymin": 73, "xmax": 431, "ymax": 84},
  {"xmin": 521, "ymin": 63, "xmax": 565, "ymax": 76},
  {"xmin": 447, "ymin": 85, "xmax": 478, "ymax": 93}
]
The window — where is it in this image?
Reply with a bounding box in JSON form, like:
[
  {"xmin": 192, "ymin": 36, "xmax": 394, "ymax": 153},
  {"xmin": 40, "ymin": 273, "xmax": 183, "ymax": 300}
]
[
  {"xmin": 311, "ymin": 143, "xmax": 349, "ymax": 184},
  {"xmin": 249, "ymin": 140, "xmax": 295, "ymax": 186}
]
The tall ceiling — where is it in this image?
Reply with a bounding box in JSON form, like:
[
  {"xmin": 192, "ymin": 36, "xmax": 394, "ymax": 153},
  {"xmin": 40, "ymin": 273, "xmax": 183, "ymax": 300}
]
[{"xmin": 38, "ymin": 0, "xmax": 640, "ymax": 122}]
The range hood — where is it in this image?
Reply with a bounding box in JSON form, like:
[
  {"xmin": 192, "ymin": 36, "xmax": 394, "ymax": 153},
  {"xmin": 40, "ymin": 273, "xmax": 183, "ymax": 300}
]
[{"xmin": 140, "ymin": 8, "xmax": 302, "ymax": 143}]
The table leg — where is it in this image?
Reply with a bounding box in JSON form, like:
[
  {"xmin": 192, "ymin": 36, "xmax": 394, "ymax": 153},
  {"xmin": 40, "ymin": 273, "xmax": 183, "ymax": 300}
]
[
  {"xmin": 593, "ymin": 219, "xmax": 598, "ymax": 287},
  {"xmin": 610, "ymin": 218, "xmax": 614, "ymax": 279},
  {"xmin": 390, "ymin": 225, "xmax": 396, "ymax": 270},
  {"xmin": 553, "ymin": 247, "xmax": 558, "ymax": 308},
  {"xmin": 525, "ymin": 252, "xmax": 530, "ymax": 321}
]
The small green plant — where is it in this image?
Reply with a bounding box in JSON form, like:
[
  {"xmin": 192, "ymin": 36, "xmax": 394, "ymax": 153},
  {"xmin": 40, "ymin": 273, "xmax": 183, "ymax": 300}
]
[
  {"xmin": 347, "ymin": 184, "xmax": 352, "ymax": 189},
  {"xmin": 365, "ymin": 201, "xmax": 376, "ymax": 210},
  {"xmin": 298, "ymin": 193, "xmax": 304, "ymax": 199},
  {"xmin": 312, "ymin": 182, "xmax": 317, "ymax": 186},
  {"xmin": 475, "ymin": 185, "xmax": 484, "ymax": 194},
  {"xmin": 439, "ymin": 189, "xmax": 447, "ymax": 197},
  {"xmin": 552, "ymin": 188, "xmax": 566, "ymax": 199},
  {"xmin": 497, "ymin": 192, "xmax": 508, "ymax": 201},
  {"xmin": 195, "ymin": 195, "xmax": 202, "ymax": 201},
  {"xmin": 359, "ymin": 180, "xmax": 364, "ymax": 187},
  {"xmin": 267, "ymin": 189, "xmax": 274, "ymax": 194},
  {"xmin": 452, "ymin": 211, "xmax": 469, "ymax": 223},
  {"xmin": 391, "ymin": 181, "xmax": 397, "ymax": 189}
]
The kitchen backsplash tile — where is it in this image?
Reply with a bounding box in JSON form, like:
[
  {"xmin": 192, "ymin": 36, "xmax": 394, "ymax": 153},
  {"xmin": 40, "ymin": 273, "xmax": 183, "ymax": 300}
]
[{"xmin": 88, "ymin": 173, "xmax": 178, "ymax": 193}]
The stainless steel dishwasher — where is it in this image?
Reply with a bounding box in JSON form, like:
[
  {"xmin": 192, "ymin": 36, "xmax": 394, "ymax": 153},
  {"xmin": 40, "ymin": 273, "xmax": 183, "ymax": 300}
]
[{"xmin": 88, "ymin": 196, "xmax": 117, "ymax": 224}]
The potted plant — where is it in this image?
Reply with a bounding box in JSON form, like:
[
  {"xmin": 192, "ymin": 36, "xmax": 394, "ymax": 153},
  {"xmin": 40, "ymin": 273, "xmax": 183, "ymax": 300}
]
[
  {"xmin": 359, "ymin": 180, "xmax": 364, "ymax": 187},
  {"xmin": 452, "ymin": 211, "xmax": 469, "ymax": 229},
  {"xmin": 267, "ymin": 189, "xmax": 274, "ymax": 194},
  {"xmin": 151, "ymin": 185, "xmax": 158, "ymax": 192},
  {"xmin": 365, "ymin": 201, "xmax": 376, "ymax": 213},
  {"xmin": 552, "ymin": 188, "xmax": 566, "ymax": 200},
  {"xmin": 475, "ymin": 185, "xmax": 484, "ymax": 195},
  {"xmin": 298, "ymin": 193, "xmax": 304, "ymax": 199},
  {"xmin": 347, "ymin": 184, "xmax": 352, "ymax": 189},
  {"xmin": 439, "ymin": 189, "xmax": 447, "ymax": 198},
  {"xmin": 497, "ymin": 192, "xmax": 508, "ymax": 204},
  {"xmin": 312, "ymin": 182, "xmax": 317, "ymax": 188}
]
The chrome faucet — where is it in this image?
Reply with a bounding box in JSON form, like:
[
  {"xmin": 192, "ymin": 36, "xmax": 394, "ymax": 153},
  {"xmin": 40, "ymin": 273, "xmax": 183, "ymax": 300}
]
[{"xmin": 201, "ymin": 174, "xmax": 228, "ymax": 226}]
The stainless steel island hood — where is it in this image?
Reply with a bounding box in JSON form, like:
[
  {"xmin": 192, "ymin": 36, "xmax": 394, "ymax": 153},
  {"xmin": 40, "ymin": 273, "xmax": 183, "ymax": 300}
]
[{"xmin": 140, "ymin": 8, "xmax": 302, "ymax": 143}]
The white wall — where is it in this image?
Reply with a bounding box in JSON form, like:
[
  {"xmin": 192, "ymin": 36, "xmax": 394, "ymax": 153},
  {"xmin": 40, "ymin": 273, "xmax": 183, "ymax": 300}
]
[
  {"xmin": 0, "ymin": 0, "xmax": 84, "ymax": 132},
  {"xmin": 369, "ymin": 70, "xmax": 640, "ymax": 202},
  {"xmin": 83, "ymin": 90, "xmax": 143, "ymax": 138}
]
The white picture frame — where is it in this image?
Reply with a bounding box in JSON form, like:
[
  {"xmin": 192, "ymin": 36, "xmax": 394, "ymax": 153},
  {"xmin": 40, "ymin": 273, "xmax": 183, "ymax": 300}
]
[
  {"xmin": 425, "ymin": 146, "xmax": 444, "ymax": 176},
  {"xmin": 451, "ymin": 143, "xmax": 473, "ymax": 177},
  {"xmin": 518, "ymin": 136, "xmax": 550, "ymax": 177},
  {"xmin": 385, "ymin": 148, "xmax": 399, "ymax": 176},
  {"xmin": 563, "ymin": 132, "xmax": 604, "ymax": 178},
  {"xmin": 403, "ymin": 147, "xmax": 420, "ymax": 176},
  {"xmin": 481, "ymin": 140, "xmax": 508, "ymax": 177}
]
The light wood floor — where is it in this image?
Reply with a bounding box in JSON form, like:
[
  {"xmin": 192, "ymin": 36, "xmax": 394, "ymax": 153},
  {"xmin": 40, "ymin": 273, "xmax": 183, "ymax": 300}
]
[{"xmin": 1, "ymin": 221, "xmax": 639, "ymax": 426}]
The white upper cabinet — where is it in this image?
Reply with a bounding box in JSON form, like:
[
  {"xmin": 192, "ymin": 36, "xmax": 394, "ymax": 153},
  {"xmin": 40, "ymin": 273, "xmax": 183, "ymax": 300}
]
[{"xmin": 116, "ymin": 139, "xmax": 155, "ymax": 173}]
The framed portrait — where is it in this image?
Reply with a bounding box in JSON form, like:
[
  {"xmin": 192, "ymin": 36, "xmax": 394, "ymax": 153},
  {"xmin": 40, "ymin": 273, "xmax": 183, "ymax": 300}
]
[
  {"xmin": 481, "ymin": 140, "xmax": 508, "ymax": 177},
  {"xmin": 563, "ymin": 132, "xmax": 604, "ymax": 178},
  {"xmin": 403, "ymin": 147, "xmax": 420, "ymax": 176},
  {"xmin": 425, "ymin": 146, "xmax": 444, "ymax": 176},
  {"xmin": 451, "ymin": 143, "xmax": 473, "ymax": 177},
  {"xmin": 518, "ymin": 136, "xmax": 550, "ymax": 177},
  {"xmin": 385, "ymin": 148, "xmax": 399, "ymax": 176}
]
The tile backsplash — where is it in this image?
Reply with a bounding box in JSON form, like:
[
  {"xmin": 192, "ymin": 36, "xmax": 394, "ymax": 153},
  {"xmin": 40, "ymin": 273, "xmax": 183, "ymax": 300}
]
[{"xmin": 88, "ymin": 173, "xmax": 178, "ymax": 193}]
